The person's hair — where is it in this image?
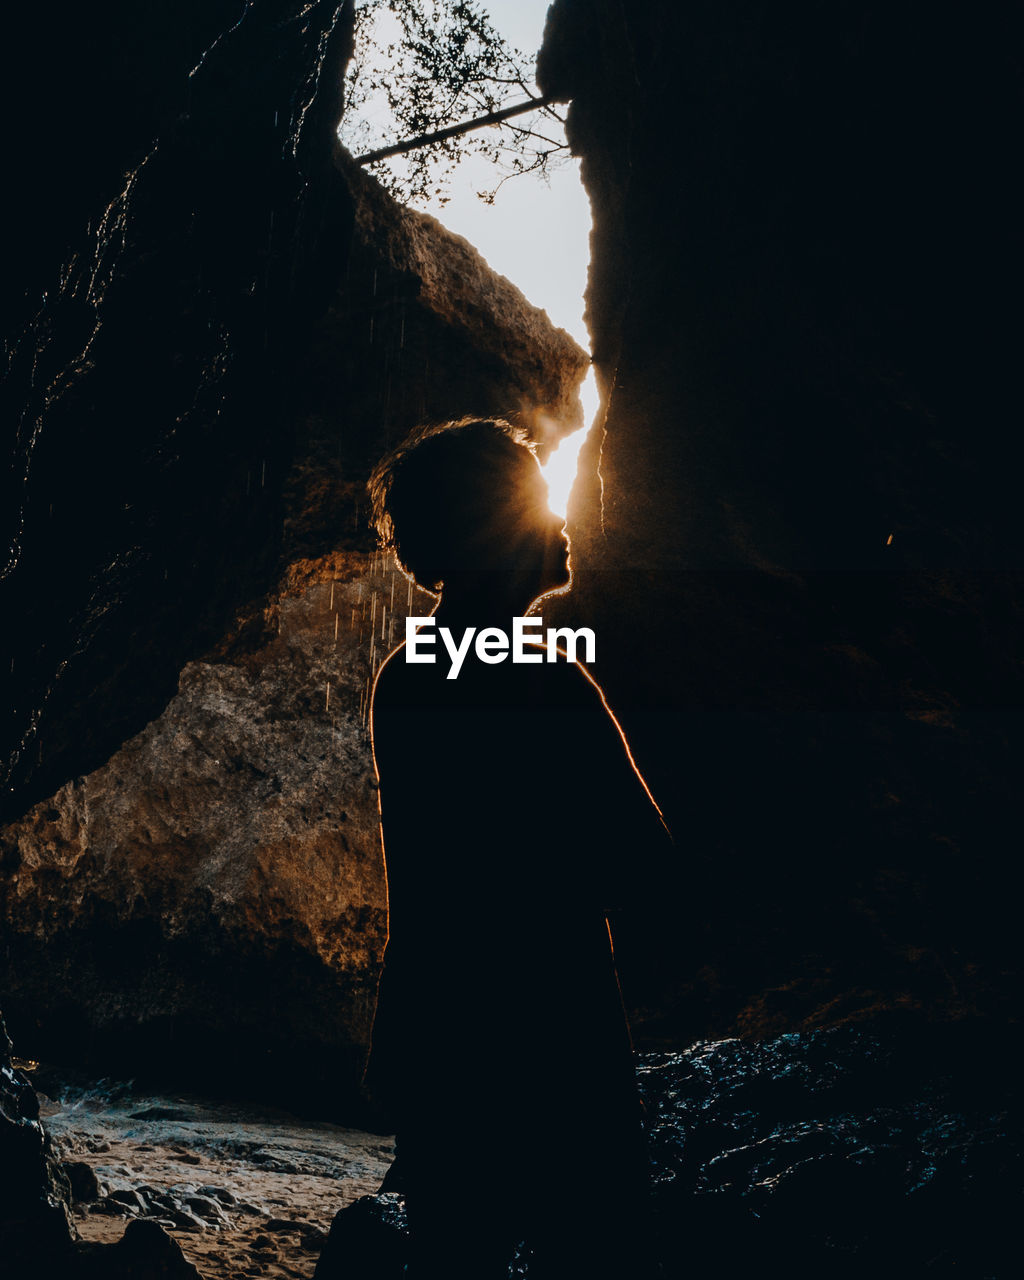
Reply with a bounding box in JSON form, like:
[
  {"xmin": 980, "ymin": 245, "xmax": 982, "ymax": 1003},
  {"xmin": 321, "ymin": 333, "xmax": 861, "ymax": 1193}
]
[{"xmin": 368, "ymin": 417, "xmax": 538, "ymax": 591}]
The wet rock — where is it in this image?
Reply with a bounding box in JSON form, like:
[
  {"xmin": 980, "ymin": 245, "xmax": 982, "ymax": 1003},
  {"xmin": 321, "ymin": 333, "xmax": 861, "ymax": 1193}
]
[
  {"xmin": 2, "ymin": 1012, "xmax": 203, "ymax": 1277},
  {"xmin": 313, "ymin": 1022, "xmax": 1019, "ymax": 1278},
  {"xmin": 77, "ymin": 1219, "xmax": 202, "ymax": 1279},
  {"xmin": 196, "ymin": 1183, "xmax": 237, "ymax": 1205},
  {"xmin": 106, "ymin": 1189, "xmax": 150, "ymax": 1215},
  {"xmin": 642, "ymin": 1022, "xmax": 1020, "ymax": 1277},
  {"xmin": 165, "ymin": 1207, "xmax": 207, "ymax": 1234},
  {"xmin": 1, "ymin": 0, "xmax": 585, "ymax": 1120},
  {"xmin": 1, "ymin": 2, "xmax": 357, "ymax": 822},
  {"xmin": 63, "ymin": 1160, "xmax": 100, "ymax": 1203},
  {"xmin": 128, "ymin": 1107, "xmax": 193, "ymax": 1122},
  {"xmin": 184, "ymin": 1194, "xmax": 229, "ymax": 1224},
  {"xmin": 0, "ymin": 1012, "xmax": 75, "ymax": 1272},
  {"xmin": 536, "ymin": 0, "xmax": 1024, "ymax": 1036},
  {"xmin": 313, "ymin": 1193, "xmax": 408, "ymax": 1280},
  {"xmin": 91, "ymin": 1196, "xmax": 133, "ymax": 1217}
]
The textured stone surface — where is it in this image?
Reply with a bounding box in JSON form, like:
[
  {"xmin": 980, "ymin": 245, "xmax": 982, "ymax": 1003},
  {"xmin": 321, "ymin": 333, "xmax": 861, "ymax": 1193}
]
[
  {"xmin": 0, "ymin": 552, "xmax": 424, "ymax": 1099},
  {"xmin": 640, "ymin": 1022, "xmax": 1021, "ymax": 1276},
  {"xmin": 0, "ymin": 1013, "xmax": 75, "ymax": 1269},
  {"xmin": 0, "ymin": 190, "xmax": 585, "ymax": 1088},
  {"xmin": 313, "ymin": 1020, "xmax": 1021, "ymax": 1278},
  {"xmin": 538, "ymin": 0, "xmax": 1024, "ymax": 1038},
  {"xmin": 2, "ymin": 1, "xmax": 357, "ymax": 822},
  {"xmin": 1, "ymin": 1015, "xmax": 200, "ymax": 1278},
  {"xmin": 282, "ymin": 156, "xmax": 588, "ymax": 567},
  {"xmin": 0, "ymin": 2, "xmax": 585, "ymax": 1090},
  {"xmin": 41, "ymin": 1076, "xmax": 391, "ymax": 1278}
]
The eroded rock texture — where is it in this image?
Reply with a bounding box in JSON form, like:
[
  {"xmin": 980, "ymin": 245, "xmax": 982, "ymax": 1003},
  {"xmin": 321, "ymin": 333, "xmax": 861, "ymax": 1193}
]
[
  {"xmin": 2, "ymin": 556, "xmax": 399, "ymax": 1101},
  {"xmin": 1, "ymin": 2, "xmax": 585, "ymax": 1094},
  {"xmin": 640, "ymin": 1023, "xmax": 1020, "ymax": 1277},
  {"xmin": 0, "ymin": 1013, "xmax": 74, "ymax": 1271},
  {"xmin": 538, "ymin": 1, "xmax": 1024, "ymax": 1037},
  {"xmin": 2, "ymin": 0, "xmax": 358, "ymax": 820},
  {"xmin": 1, "ymin": 1015, "xmax": 200, "ymax": 1278},
  {"xmin": 283, "ymin": 158, "xmax": 587, "ymax": 568},
  {"xmin": 313, "ymin": 1021, "xmax": 1021, "ymax": 1278}
]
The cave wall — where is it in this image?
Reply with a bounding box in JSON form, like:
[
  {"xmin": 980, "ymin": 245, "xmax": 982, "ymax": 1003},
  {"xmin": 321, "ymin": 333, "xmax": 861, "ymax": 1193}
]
[
  {"xmin": 1, "ymin": 175, "xmax": 585, "ymax": 1091},
  {"xmin": 1, "ymin": 4, "xmax": 586, "ymax": 1094},
  {"xmin": 8, "ymin": 0, "xmax": 1018, "ymax": 1105},
  {"xmin": 539, "ymin": 0, "xmax": 1024, "ymax": 1037},
  {"xmin": 1, "ymin": 1012, "xmax": 202, "ymax": 1275},
  {"xmin": 2, "ymin": 1, "xmax": 358, "ymax": 823},
  {"xmin": 0, "ymin": 1011, "xmax": 74, "ymax": 1271}
]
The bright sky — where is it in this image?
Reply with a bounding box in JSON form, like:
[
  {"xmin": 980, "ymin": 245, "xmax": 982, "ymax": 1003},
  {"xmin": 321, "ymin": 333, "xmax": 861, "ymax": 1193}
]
[{"xmin": 342, "ymin": 0, "xmax": 596, "ymax": 512}]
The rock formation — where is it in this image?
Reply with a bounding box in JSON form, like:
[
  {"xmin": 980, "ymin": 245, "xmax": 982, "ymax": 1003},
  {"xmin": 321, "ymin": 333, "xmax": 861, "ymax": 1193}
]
[
  {"xmin": 2, "ymin": 0, "xmax": 357, "ymax": 822},
  {"xmin": 313, "ymin": 1018, "xmax": 1020, "ymax": 1277},
  {"xmin": 1, "ymin": 556, "xmax": 395, "ymax": 1102},
  {"xmin": 0, "ymin": 5, "xmax": 586, "ymax": 1097},
  {"xmin": 1, "ymin": 1014, "xmax": 200, "ymax": 1277},
  {"xmin": 0, "ymin": 1013, "xmax": 74, "ymax": 1272},
  {"xmin": 2, "ymin": 1, "xmax": 1021, "ymax": 1274},
  {"xmin": 537, "ymin": 0, "xmax": 1024, "ymax": 1038}
]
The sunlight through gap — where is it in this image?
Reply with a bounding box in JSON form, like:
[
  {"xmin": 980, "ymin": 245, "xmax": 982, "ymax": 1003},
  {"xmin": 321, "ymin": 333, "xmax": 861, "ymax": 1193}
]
[{"xmin": 542, "ymin": 367, "xmax": 599, "ymax": 518}]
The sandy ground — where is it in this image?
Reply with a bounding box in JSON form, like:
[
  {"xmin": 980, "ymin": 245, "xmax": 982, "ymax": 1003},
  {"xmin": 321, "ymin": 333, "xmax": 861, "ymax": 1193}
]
[{"xmin": 40, "ymin": 1082, "xmax": 395, "ymax": 1279}]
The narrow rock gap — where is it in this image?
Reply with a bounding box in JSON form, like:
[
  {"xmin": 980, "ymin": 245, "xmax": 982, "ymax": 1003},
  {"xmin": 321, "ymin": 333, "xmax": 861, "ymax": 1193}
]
[{"xmin": 3, "ymin": 2, "xmax": 1020, "ymax": 1276}]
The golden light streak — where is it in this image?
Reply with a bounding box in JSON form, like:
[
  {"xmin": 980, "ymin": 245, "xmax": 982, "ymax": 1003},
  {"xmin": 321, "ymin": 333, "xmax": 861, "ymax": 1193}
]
[{"xmin": 541, "ymin": 367, "xmax": 599, "ymax": 518}]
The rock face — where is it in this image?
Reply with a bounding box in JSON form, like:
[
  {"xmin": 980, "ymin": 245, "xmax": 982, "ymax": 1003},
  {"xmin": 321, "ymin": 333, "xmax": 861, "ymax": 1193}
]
[
  {"xmin": 0, "ymin": 189, "xmax": 584, "ymax": 1093},
  {"xmin": 1, "ymin": 1014, "xmax": 200, "ymax": 1278},
  {"xmin": 0, "ymin": 1013, "xmax": 74, "ymax": 1271},
  {"xmin": 537, "ymin": 0, "xmax": 1024, "ymax": 1036},
  {"xmin": 1, "ymin": 555, "xmax": 404, "ymax": 1101},
  {"xmin": 283, "ymin": 158, "xmax": 588, "ymax": 568},
  {"xmin": 40, "ymin": 1075, "xmax": 393, "ymax": 1277},
  {"xmin": 0, "ymin": 9, "xmax": 586, "ymax": 1092},
  {"xmin": 312, "ymin": 1020, "xmax": 1021, "ymax": 1277},
  {"xmin": 640, "ymin": 1023, "xmax": 1020, "ymax": 1276},
  {"xmin": 2, "ymin": 0, "xmax": 357, "ymax": 822}
]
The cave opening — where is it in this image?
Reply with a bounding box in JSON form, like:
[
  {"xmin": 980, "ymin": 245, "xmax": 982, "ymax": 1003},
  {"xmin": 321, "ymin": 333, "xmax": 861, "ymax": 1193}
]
[
  {"xmin": 5, "ymin": 1, "xmax": 1020, "ymax": 1275},
  {"xmin": 2, "ymin": 2, "xmax": 612, "ymax": 1271},
  {"xmin": 340, "ymin": 0, "xmax": 599, "ymax": 517}
]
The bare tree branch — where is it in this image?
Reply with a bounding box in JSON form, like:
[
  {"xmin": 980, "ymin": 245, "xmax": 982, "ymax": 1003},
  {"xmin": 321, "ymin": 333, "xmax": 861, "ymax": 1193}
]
[
  {"xmin": 341, "ymin": 1, "xmax": 573, "ymax": 205},
  {"xmin": 354, "ymin": 94, "xmax": 558, "ymax": 167}
]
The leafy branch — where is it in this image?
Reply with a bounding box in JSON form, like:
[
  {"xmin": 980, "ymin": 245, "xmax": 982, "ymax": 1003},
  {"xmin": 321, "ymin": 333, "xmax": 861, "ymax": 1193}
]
[{"xmin": 340, "ymin": 0, "xmax": 571, "ymax": 205}]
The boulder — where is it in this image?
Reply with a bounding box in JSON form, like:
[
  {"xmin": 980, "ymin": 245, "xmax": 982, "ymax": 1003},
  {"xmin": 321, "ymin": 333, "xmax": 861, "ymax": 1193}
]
[
  {"xmin": 312, "ymin": 1020, "xmax": 1019, "ymax": 1277},
  {"xmin": 537, "ymin": 0, "xmax": 1024, "ymax": 1037},
  {"xmin": 0, "ymin": 1014, "xmax": 200, "ymax": 1278}
]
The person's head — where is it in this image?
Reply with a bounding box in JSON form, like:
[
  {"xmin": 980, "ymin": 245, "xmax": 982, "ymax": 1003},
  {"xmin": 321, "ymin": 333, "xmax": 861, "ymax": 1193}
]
[{"xmin": 368, "ymin": 417, "xmax": 570, "ymax": 607}]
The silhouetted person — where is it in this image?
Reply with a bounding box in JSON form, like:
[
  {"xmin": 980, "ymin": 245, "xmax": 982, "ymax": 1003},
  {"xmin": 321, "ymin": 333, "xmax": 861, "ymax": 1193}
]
[{"xmin": 366, "ymin": 418, "xmax": 671, "ymax": 1278}]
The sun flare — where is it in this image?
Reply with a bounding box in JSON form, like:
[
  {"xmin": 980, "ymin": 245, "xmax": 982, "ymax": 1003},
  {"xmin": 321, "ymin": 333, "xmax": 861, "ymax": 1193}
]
[{"xmin": 543, "ymin": 367, "xmax": 599, "ymax": 518}]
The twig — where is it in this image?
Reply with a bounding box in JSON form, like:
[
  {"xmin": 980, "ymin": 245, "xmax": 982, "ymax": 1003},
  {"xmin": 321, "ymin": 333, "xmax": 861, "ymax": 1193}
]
[{"xmin": 354, "ymin": 94, "xmax": 559, "ymax": 165}]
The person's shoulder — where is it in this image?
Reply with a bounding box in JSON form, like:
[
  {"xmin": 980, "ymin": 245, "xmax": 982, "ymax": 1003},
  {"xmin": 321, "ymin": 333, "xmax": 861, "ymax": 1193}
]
[
  {"xmin": 521, "ymin": 643, "xmax": 608, "ymax": 708},
  {"xmin": 371, "ymin": 640, "xmax": 447, "ymax": 711}
]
